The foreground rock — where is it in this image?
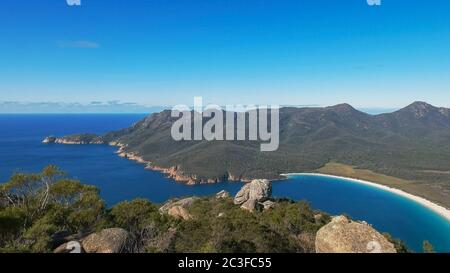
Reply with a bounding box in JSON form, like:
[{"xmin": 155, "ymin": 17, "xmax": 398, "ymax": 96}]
[
  {"xmin": 234, "ymin": 179, "xmax": 272, "ymax": 211},
  {"xmin": 54, "ymin": 241, "xmax": 85, "ymax": 253},
  {"xmin": 81, "ymin": 228, "xmax": 130, "ymax": 253},
  {"xmin": 216, "ymin": 190, "xmax": 230, "ymax": 199},
  {"xmin": 159, "ymin": 197, "xmax": 197, "ymax": 220},
  {"xmin": 315, "ymin": 216, "xmax": 396, "ymax": 253},
  {"xmin": 261, "ymin": 200, "xmax": 276, "ymax": 210}
]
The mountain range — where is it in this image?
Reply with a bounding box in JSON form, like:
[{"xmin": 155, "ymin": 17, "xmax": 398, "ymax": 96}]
[{"xmin": 44, "ymin": 101, "xmax": 450, "ymax": 207}]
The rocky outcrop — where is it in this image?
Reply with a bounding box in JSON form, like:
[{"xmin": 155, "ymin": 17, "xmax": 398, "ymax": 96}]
[
  {"xmin": 234, "ymin": 179, "xmax": 272, "ymax": 211},
  {"xmin": 261, "ymin": 200, "xmax": 276, "ymax": 210},
  {"xmin": 240, "ymin": 198, "xmax": 263, "ymax": 212},
  {"xmin": 42, "ymin": 136, "xmax": 57, "ymax": 144},
  {"xmin": 54, "ymin": 241, "xmax": 85, "ymax": 253},
  {"xmin": 159, "ymin": 197, "xmax": 198, "ymax": 213},
  {"xmin": 118, "ymin": 151, "xmax": 147, "ymax": 164},
  {"xmin": 315, "ymin": 216, "xmax": 397, "ymax": 253},
  {"xmin": 159, "ymin": 197, "xmax": 197, "ymax": 220},
  {"xmin": 81, "ymin": 228, "xmax": 130, "ymax": 253},
  {"xmin": 168, "ymin": 206, "xmax": 193, "ymax": 220},
  {"xmin": 148, "ymin": 165, "xmax": 199, "ymax": 185},
  {"xmin": 216, "ymin": 190, "xmax": 230, "ymax": 199},
  {"xmin": 234, "ymin": 179, "xmax": 271, "ymax": 204}
]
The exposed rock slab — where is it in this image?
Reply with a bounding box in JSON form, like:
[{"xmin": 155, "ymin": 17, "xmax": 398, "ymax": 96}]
[
  {"xmin": 167, "ymin": 206, "xmax": 193, "ymax": 220},
  {"xmin": 315, "ymin": 216, "xmax": 396, "ymax": 253},
  {"xmin": 216, "ymin": 190, "xmax": 230, "ymax": 199},
  {"xmin": 159, "ymin": 197, "xmax": 198, "ymax": 214},
  {"xmin": 261, "ymin": 200, "xmax": 276, "ymax": 210},
  {"xmin": 54, "ymin": 241, "xmax": 85, "ymax": 253},
  {"xmin": 240, "ymin": 198, "xmax": 264, "ymax": 212},
  {"xmin": 159, "ymin": 197, "xmax": 198, "ymax": 220},
  {"xmin": 81, "ymin": 228, "xmax": 130, "ymax": 253}
]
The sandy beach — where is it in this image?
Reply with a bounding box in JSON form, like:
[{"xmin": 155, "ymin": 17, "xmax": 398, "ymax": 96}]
[{"xmin": 281, "ymin": 173, "xmax": 450, "ymax": 223}]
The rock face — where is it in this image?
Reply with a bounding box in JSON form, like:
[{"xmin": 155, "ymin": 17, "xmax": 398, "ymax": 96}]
[
  {"xmin": 234, "ymin": 179, "xmax": 272, "ymax": 211},
  {"xmin": 81, "ymin": 228, "xmax": 130, "ymax": 253},
  {"xmin": 315, "ymin": 216, "xmax": 397, "ymax": 253},
  {"xmin": 240, "ymin": 198, "xmax": 263, "ymax": 212}
]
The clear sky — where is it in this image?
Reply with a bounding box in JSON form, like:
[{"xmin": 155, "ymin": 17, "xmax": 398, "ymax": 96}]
[{"xmin": 1, "ymin": 0, "xmax": 450, "ymax": 111}]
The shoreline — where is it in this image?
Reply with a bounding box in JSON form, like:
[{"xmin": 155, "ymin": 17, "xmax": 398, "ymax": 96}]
[
  {"xmin": 44, "ymin": 137, "xmax": 450, "ymax": 222},
  {"xmin": 280, "ymin": 172, "xmax": 450, "ymax": 223},
  {"xmin": 110, "ymin": 142, "xmax": 247, "ymax": 185}
]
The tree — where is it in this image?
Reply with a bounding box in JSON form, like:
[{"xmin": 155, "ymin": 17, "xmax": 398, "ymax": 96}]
[
  {"xmin": 383, "ymin": 233, "xmax": 410, "ymax": 253},
  {"xmin": 49, "ymin": 179, "xmax": 105, "ymax": 232},
  {"xmin": 1, "ymin": 166, "xmax": 63, "ymax": 228},
  {"xmin": 111, "ymin": 199, "xmax": 159, "ymax": 232},
  {"xmin": 0, "ymin": 166, "xmax": 105, "ymax": 252},
  {"xmin": 0, "ymin": 207, "xmax": 24, "ymax": 244},
  {"xmin": 423, "ymin": 240, "xmax": 435, "ymax": 253},
  {"xmin": 110, "ymin": 199, "xmax": 167, "ymax": 252}
]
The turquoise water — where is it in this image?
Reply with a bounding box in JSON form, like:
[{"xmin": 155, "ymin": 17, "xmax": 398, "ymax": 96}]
[
  {"xmin": 0, "ymin": 114, "xmax": 449, "ymax": 252},
  {"xmin": 273, "ymin": 175, "xmax": 450, "ymax": 253}
]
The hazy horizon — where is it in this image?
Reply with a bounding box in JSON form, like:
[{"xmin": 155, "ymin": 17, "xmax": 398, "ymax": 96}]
[{"xmin": 0, "ymin": 100, "xmax": 411, "ymax": 115}]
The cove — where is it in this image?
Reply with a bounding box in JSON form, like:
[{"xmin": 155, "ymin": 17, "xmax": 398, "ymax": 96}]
[{"xmin": 1, "ymin": 114, "xmax": 449, "ymax": 253}]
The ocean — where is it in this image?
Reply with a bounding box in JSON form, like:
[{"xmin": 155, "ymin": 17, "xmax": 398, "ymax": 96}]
[{"xmin": 0, "ymin": 114, "xmax": 449, "ymax": 252}]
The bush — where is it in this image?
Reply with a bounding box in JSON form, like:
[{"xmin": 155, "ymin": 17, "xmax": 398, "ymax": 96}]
[
  {"xmin": 0, "ymin": 166, "xmax": 330, "ymax": 253},
  {"xmin": 0, "ymin": 167, "xmax": 105, "ymax": 252}
]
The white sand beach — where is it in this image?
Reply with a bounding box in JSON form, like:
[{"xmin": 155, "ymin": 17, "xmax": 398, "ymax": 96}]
[{"xmin": 280, "ymin": 173, "xmax": 450, "ymax": 223}]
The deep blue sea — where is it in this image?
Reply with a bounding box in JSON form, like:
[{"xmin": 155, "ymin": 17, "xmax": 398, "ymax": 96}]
[{"xmin": 0, "ymin": 114, "xmax": 449, "ymax": 252}]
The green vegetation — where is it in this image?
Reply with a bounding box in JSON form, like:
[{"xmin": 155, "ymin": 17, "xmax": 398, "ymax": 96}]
[
  {"xmin": 1, "ymin": 167, "xmax": 418, "ymax": 253},
  {"xmin": 383, "ymin": 233, "xmax": 411, "ymax": 253},
  {"xmin": 0, "ymin": 166, "xmax": 105, "ymax": 252},
  {"xmin": 0, "ymin": 167, "xmax": 331, "ymax": 253},
  {"xmin": 171, "ymin": 197, "xmax": 329, "ymax": 253},
  {"xmin": 52, "ymin": 102, "xmax": 450, "ymax": 208}
]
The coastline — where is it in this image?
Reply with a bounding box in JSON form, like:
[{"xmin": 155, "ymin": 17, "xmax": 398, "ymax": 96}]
[
  {"xmin": 110, "ymin": 141, "xmax": 246, "ymax": 185},
  {"xmin": 43, "ymin": 137, "xmax": 450, "ymax": 221},
  {"xmin": 280, "ymin": 172, "xmax": 450, "ymax": 223},
  {"xmin": 43, "ymin": 137, "xmax": 252, "ymax": 184}
]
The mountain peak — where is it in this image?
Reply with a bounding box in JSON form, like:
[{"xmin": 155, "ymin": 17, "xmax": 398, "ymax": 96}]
[
  {"xmin": 326, "ymin": 103, "xmax": 358, "ymax": 114},
  {"xmin": 399, "ymin": 101, "xmax": 436, "ymax": 118},
  {"xmin": 394, "ymin": 101, "xmax": 450, "ymax": 120},
  {"xmin": 406, "ymin": 101, "xmax": 435, "ymax": 110}
]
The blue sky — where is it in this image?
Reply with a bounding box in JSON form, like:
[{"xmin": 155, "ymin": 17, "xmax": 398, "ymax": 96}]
[{"xmin": 1, "ymin": 0, "xmax": 450, "ymax": 112}]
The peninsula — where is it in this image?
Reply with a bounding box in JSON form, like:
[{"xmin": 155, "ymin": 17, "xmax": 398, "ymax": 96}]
[{"xmin": 43, "ymin": 102, "xmax": 450, "ymax": 208}]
